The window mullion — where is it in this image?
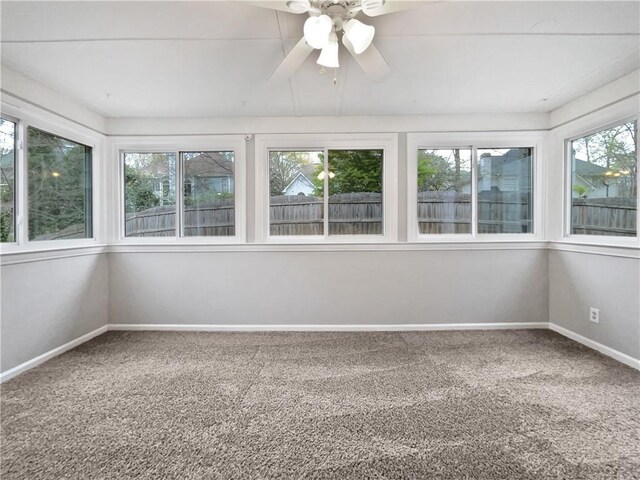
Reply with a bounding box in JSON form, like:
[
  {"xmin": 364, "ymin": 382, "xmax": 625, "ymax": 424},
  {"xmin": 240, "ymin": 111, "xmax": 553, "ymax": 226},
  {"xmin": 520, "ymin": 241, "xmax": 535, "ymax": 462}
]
[
  {"xmin": 323, "ymin": 147, "xmax": 329, "ymax": 239},
  {"xmin": 17, "ymin": 121, "xmax": 26, "ymax": 246},
  {"xmin": 471, "ymin": 146, "xmax": 478, "ymax": 238},
  {"xmin": 176, "ymin": 151, "xmax": 183, "ymax": 238}
]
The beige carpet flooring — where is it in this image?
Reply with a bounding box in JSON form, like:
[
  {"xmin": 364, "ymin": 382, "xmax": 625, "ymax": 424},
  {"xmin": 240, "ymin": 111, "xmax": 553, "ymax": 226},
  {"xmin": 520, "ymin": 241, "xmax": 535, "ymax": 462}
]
[{"xmin": 1, "ymin": 329, "xmax": 639, "ymax": 479}]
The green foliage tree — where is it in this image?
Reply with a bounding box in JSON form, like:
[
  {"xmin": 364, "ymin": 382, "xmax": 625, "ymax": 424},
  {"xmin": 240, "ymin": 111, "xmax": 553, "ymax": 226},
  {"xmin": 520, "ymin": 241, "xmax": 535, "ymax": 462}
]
[
  {"xmin": 0, "ymin": 120, "xmax": 15, "ymax": 242},
  {"xmin": 124, "ymin": 168, "xmax": 160, "ymax": 213},
  {"xmin": 574, "ymin": 121, "xmax": 637, "ymax": 197},
  {"xmin": 124, "ymin": 153, "xmax": 175, "ymax": 213},
  {"xmin": 417, "ymin": 150, "xmax": 466, "ymax": 192},
  {"xmin": 312, "ymin": 150, "xmax": 382, "ymax": 196},
  {"xmin": 269, "ymin": 151, "xmax": 317, "ymax": 197},
  {"xmin": 27, "ymin": 128, "xmax": 91, "ymax": 239}
]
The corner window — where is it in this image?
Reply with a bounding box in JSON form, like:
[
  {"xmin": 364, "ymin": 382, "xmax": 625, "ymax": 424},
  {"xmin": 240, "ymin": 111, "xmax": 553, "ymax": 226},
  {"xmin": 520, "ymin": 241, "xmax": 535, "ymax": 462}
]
[
  {"xmin": 569, "ymin": 121, "xmax": 637, "ymax": 237},
  {"xmin": 27, "ymin": 127, "xmax": 92, "ymax": 241},
  {"xmin": 0, "ymin": 118, "xmax": 16, "ymax": 243}
]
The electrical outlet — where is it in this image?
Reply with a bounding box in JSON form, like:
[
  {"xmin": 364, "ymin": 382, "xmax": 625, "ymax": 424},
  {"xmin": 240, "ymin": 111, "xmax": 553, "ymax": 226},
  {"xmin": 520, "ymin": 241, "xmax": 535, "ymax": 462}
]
[{"xmin": 589, "ymin": 307, "xmax": 600, "ymax": 324}]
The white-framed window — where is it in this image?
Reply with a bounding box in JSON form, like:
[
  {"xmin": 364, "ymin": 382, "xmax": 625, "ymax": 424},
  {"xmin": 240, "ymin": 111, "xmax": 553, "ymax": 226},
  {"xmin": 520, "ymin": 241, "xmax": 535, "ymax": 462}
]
[
  {"xmin": 407, "ymin": 132, "xmax": 543, "ymax": 242},
  {"xmin": 565, "ymin": 118, "xmax": 638, "ymax": 241},
  {"xmin": 255, "ymin": 134, "xmax": 398, "ymax": 243},
  {"xmin": 27, "ymin": 126, "xmax": 93, "ymax": 241},
  {"xmin": 0, "ymin": 116, "xmax": 17, "ymax": 243},
  {"xmin": 112, "ymin": 135, "xmax": 246, "ymax": 243},
  {"xmin": 0, "ymin": 102, "xmax": 102, "ymax": 253}
]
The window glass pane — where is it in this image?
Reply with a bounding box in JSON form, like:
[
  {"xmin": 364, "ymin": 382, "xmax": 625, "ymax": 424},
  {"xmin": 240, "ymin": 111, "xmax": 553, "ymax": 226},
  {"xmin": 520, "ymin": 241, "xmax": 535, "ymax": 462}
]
[
  {"xmin": 328, "ymin": 149, "xmax": 383, "ymax": 235},
  {"xmin": 1, "ymin": 119, "xmax": 16, "ymax": 243},
  {"xmin": 182, "ymin": 151, "xmax": 235, "ymax": 237},
  {"xmin": 269, "ymin": 151, "xmax": 323, "ymax": 236},
  {"xmin": 417, "ymin": 148, "xmax": 471, "ymax": 234},
  {"xmin": 477, "ymin": 148, "xmax": 533, "ymax": 234},
  {"xmin": 28, "ymin": 127, "xmax": 92, "ymax": 241},
  {"xmin": 124, "ymin": 152, "xmax": 176, "ymax": 237},
  {"xmin": 571, "ymin": 121, "xmax": 637, "ymax": 237}
]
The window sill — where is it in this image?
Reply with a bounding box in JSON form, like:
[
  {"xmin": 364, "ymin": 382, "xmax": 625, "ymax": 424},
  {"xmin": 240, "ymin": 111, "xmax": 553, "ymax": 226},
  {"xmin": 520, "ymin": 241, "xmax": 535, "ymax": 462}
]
[
  {"xmin": 550, "ymin": 239, "xmax": 639, "ymax": 259},
  {"xmin": 0, "ymin": 243, "xmax": 108, "ymax": 265},
  {"xmin": 107, "ymin": 241, "xmax": 547, "ymax": 254}
]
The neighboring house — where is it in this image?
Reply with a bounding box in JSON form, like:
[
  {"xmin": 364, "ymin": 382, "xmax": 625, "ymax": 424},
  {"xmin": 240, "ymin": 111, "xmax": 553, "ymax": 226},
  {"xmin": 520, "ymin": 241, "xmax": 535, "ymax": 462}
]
[
  {"xmin": 183, "ymin": 152, "xmax": 235, "ymax": 202},
  {"xmin": 283, "ymin": 172, "xmax": 315, "ymax": 196},
  {"xmin": 572, "ymin": 158, "xmax": 619, "ymax": 198},
  {"xmin": 477, "ymin": 148, "xmax": 533, "ymax": 194}
]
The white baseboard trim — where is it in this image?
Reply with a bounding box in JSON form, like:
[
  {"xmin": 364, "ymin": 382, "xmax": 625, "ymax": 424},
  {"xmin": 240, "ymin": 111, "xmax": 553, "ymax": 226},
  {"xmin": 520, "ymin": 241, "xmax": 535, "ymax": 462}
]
[
  {"xmin": 2, "ymin": 323, "xmax": 636, "ymax": 382},
  {"xmin": 107, "ymin": 322, "xmax": 549, "ymax": 332},
  {"xmin": 549, "ymin": 323, "xmax": 640, "ymax": 371},
  {"xmin": 0, "ymin": 325, "xmax": 108, "ymax": 383}
]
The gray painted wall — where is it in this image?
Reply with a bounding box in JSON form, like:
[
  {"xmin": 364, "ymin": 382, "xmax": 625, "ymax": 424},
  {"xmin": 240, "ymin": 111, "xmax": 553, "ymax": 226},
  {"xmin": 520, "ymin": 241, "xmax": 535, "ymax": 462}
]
[
  {"xmin": 1, "ymin": 253, "xmax": 109, "ymax": 372},
  {"xmin": 549, "ymin": 250, "xmax": 640, "ymax": 360},
  {"xmin": 108, "ymin": 249, "xmax": 549, "ymax": 326}
]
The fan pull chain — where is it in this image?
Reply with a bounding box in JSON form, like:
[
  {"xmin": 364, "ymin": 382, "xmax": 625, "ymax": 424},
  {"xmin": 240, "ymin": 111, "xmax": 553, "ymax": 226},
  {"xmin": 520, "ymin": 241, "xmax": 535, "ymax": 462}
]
[{"xmin": 333, "ymin": 69, "xmax": 337, "ymax": 86}]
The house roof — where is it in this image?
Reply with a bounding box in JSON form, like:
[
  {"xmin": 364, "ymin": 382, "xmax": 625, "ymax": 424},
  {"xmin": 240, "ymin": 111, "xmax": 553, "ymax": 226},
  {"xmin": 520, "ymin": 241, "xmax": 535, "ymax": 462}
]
[
  {"xmin": 283, "ymin": 172, "xmax": 314, "ymax": 193},
  {"xmin": 574, "ymin": 158, "xmax": 608, "ymax": 176},
  {"xmin": 183, "ymin": 152, "xmax": 234, "ymax": 178}
]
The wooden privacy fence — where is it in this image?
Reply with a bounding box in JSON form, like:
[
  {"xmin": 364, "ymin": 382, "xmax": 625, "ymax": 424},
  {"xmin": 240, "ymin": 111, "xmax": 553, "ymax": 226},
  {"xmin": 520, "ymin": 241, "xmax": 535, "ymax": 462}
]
[
  {"xmin": 418, "ymin": 191, "xmax": 533, "ymax": 234},
  {"xmin": 125, "ymin": 199, "xmax": 235, "ymax": 237},
  {"xmin": 122, "ymin": 192, "xmax": 637, "ymax": 237},
  {"xmin": 269, "ymin": 193, "xmax": 383, "ymax": 235},
  {"xmin": 571, "ymin": 197, "xmax": 636, "ymax": 237}
]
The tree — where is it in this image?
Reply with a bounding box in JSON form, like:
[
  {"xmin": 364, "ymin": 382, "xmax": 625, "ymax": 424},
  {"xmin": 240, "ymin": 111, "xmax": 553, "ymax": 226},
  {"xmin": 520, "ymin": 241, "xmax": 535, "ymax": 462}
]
[
  {"xmin": 312, "ymin": 150, "xmax": 382, "ymax": 196},
  {"xmin": 269, "ymin": 151, "xmax": 318, "ymax": 196},
  {"xmin": 27, "ymin": 128, "xmax": 91, "ymax": 239},
  {"xmin": 0, "ymin": 119, "xmax": 15, "ymax": 242},
  {"xmin": 417, "ymin": 150, "xmax": 467, "ymax": 192},
  {"xmin": 124, "ymin": 168, "xmax": 160, "ymax": 213},
  {"xmin": 124, "ymin": 153, "xmax": 175, "ymax": 213},
  {"xmin": 574, "ymin": 121, "xmax": 637, "ymax": 197}
]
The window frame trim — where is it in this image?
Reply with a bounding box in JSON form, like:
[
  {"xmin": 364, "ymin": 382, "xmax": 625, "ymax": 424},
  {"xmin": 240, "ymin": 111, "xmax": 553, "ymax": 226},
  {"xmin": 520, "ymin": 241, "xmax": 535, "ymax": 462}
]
[
  {"xmin": 111, "ymin": 135, "xmax": 247, "ymax": 245},
  {"xmin": 0, "ymin": 102, "xmax": 102, "ymax": 254},
  {"xmin": 407, "ymin": 132, "xmax": 545, "ymax": 243},
  {"xmin": 563, "ymin": 115, "xmax": 639, "ymax": 245},
  {"xmin": 0, "ymin": 114, "xmax": 19, "ymax": 245},
  {"xmin": 254, "ymin": 133, "xmax": 398, "ymax": 244}
]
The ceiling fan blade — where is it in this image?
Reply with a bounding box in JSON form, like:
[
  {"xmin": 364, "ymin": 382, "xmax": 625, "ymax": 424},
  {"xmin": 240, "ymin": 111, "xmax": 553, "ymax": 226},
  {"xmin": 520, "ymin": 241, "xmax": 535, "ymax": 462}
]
[
  {"xmin": 344, "ymin": 40, "xmax": 391, "ymax": 82},
  {"xmin": 363, "ymin": 0, "xmax": 433, "ymax": 17},
  {"xmin": 269, "ymin": 37, "xmax": 314, "ymax": 83},
  {"xmin": 246, "ymin": 1, "xmax": 292, "ymax": 13}
]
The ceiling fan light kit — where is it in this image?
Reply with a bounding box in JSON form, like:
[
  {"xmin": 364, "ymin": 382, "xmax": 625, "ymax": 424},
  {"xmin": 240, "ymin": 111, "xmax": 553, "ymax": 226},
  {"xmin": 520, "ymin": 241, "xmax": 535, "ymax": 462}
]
[
  {"xmin": 361, "ymin": 0, "xmax": 385, "ymax": 15},
  {"xmin": 303, "ymin": 14, "xmax": 333, "ymax": 49},
  {"xmin": 342, "ymin": 18, "xmax": 375, "ymax": 54},
  {"xmin": 265, "ymin": 0, "xmax": 398, "ymax": 82},
  {"xmin": 317, "ymin": 31, "xmax": 340, "ymax": 68},
  {"xmin": 285, "ymin": 0, "xmax": 312, "ymax": 14}
]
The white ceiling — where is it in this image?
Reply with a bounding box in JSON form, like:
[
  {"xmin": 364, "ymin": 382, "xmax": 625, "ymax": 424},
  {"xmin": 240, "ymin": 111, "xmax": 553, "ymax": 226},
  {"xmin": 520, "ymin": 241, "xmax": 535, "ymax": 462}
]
[{"xmin": 1, "ymin": 1, "xmax": 639, "ymax": 118}]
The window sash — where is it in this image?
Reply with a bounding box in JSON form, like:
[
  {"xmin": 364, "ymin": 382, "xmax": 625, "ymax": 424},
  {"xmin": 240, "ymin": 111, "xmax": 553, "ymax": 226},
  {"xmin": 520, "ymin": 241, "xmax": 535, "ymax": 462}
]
[
  {"xmin": 116, "ymin": 136, "xmax": 246, "ymax": 244},
  {"xmin": 255, "ymin": 134, "xmax": 398, "ymax": 244},
  {"xmin": 564, "ymin": 119, "xmax": 638, "ymax": 239},
  {"xmin": 26, "ymin": 126, "xmax": 93, "ymax": 241},
  {"xmin": 407, "ymin": 133, "xmax": 543, "ymax": 242}
]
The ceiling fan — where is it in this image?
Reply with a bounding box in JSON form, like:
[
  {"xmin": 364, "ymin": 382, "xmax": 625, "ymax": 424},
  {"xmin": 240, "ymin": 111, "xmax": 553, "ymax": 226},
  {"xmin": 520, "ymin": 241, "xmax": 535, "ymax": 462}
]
[{"xmin": 253, "ymin": 0, "xmax": 422, "ymax": 83}]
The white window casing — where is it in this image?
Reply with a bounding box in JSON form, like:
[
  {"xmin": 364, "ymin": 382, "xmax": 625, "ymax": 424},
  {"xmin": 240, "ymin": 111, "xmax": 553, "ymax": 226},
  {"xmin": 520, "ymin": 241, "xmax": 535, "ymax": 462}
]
[
  {"xmin": 254, "ymin": 133, "xmax": 398, "ymax": 244},
  {"xmin": 407, "ymin": 131, "xmax": 546, "ymax": 243}
]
